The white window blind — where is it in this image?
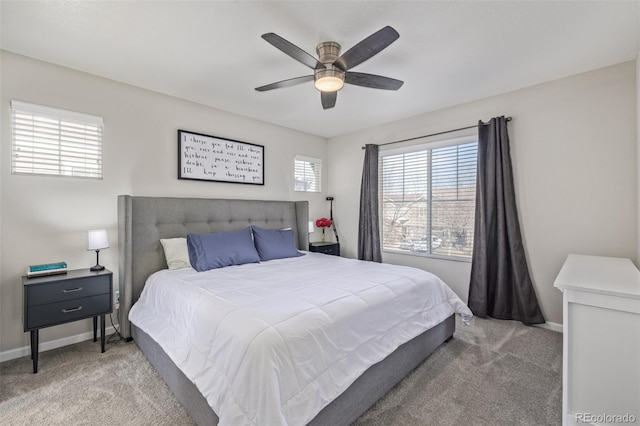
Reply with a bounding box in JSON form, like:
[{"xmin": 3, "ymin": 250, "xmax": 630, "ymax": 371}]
[
  {"xmin": 381, "ymin": 137, "xmax": 478, "ymax": 259},
  {"xmin": 294, "ymin": 155, "xmax": 321, "ymax": 192},
  {"xmin": 11, "ymin": 100, "xmax": 104, "ymax": 179}
]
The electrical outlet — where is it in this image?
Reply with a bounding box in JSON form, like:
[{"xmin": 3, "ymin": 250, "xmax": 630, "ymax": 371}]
[
  {"xmin": 113, "ymin": 291, "xmax": 120, "ymax": 310},
  {"xmin": 326, "ymin": 196, "xmax": 334, "ymax": 201}
]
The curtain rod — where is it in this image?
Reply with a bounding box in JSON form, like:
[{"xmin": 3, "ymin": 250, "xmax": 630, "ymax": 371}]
[{"xmin": 360, "ymin": 116, "xmax": 512, "ymax": 150}]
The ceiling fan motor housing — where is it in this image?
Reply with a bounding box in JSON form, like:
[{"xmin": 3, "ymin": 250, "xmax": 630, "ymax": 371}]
[{"xmin": 314, "ymin": 41, "xmax": 345, "ymax": 92}]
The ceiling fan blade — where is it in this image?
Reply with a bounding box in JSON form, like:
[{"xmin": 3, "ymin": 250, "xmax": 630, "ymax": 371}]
[
  {"xmin": 262, "ymin": 33, "xmax": 325, "ymax": 70},
  {"xmin": 345, "ymin": 72, "xmax": 404, "ymax": 90},
  {"xmin": 334, "ymin": 26, "xmax": 399, "ymax": 71},
  {"xmin": 255, "ymin": 75, "xmax": 313, "ymax": 92},
  {"xmin": 321, "ymin": 91, "xmax": 337, "ymax": 109}
]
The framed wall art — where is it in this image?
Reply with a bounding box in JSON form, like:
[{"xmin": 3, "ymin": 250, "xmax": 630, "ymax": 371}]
[{"xmin": 178, "ymin": 130, "xmax": 264, "ymax": 185}]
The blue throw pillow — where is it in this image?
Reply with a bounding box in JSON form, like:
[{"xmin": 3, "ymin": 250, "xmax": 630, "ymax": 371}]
[
  {"xmin": 187, "ymin": 227, "xmax": 260, "ymax": 272},
  {"xmin": 251, "ymin": 225, "xmax": 304, "ymax": 261}
]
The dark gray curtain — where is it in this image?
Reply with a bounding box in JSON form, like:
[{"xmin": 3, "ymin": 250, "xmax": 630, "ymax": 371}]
[
  {"xmin": 358, "ymin": 144, "xmax": 382, "ymax": 262},
  {"xmin": 468, "ymin": 117, "xmax": 545, "ymax": 325}
]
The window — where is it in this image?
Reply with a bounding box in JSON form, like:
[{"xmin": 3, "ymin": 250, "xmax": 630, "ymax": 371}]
[
  {"xmin": 294, "ymin": 155, "xmax": 321, "ymax": 192},
  {"xmin": 380, "ymin": 136, "xmax": 477, "ymax": 259},
  {"xmin": 11, "ymin": 100, "xmax": 104, "ymax": 179}
]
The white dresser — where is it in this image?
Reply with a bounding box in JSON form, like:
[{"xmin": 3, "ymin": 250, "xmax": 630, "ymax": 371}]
[{"xmin": 554, "ymin": 254, "xmax": 640, "ymax": 426}]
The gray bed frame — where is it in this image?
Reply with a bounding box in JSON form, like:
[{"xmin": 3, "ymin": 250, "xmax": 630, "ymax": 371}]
[{"xmin": 118, "ymin": 195, "xmax": 455, "ymax": 425}]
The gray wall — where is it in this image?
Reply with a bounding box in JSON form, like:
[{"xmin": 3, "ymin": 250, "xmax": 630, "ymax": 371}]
[
  {"xmin": 327, "ymin": 61, "xmax": 637, "ymax": 326},
  {"xmin": 0, "ymin": 51, "xmax": 327, "ymax": 355}
]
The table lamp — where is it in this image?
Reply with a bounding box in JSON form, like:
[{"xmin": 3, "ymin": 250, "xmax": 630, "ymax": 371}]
[{"xmin": 87, "ymin": 229, "xmax": 109, "ymax": 271}]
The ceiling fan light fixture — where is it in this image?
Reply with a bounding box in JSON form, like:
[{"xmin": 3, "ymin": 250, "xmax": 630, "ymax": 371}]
[
  {"xmin": 314, "ymin": 68, "xmax": 344, "ymax": 92},
  {"xmin": 314, "ymin": 76, "xmax": 344, "ymax": 92}
]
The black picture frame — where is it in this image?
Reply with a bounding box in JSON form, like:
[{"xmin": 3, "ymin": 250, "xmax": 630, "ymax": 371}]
[{"xmin": 178, "ymin": 130, "xmax": 264, "ymax": 185}]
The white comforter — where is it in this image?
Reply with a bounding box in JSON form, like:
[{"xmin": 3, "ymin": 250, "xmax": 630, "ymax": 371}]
[{"xmin": 129, "ymin": 252, "xmax": 472, "ymax": 426}]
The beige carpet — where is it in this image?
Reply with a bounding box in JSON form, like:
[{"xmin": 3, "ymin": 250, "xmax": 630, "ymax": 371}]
[
  {"xmin": 353, "ymin": 317, "xmax": 562, "ymax": 426},
  {"xmin": 0, "ymin": 317, "xmax": 561, "ymax": 425}
]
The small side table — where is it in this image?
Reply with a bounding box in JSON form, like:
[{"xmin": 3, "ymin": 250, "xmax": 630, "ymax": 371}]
[
  {"xmin": 23, "ymin": 268, "xmax": 113, "ymax": 373},
  {"xmin": 309, "ymin": 242, "xmax": 340, "ymax": 256}
]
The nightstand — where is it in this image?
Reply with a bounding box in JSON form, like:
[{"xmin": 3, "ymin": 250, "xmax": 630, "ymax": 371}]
[
  {"xmin": 23, "ymin": 268, "xmax": 113, "ymax": 373},
  {"xmin": 309, "ymin": 242, "xmax": 340, "ymax": 256}
]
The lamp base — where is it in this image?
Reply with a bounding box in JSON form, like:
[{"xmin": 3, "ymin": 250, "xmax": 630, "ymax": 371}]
[{"xmin": 90, "ymin": 265, "xmax": 105, "ymax": 272}]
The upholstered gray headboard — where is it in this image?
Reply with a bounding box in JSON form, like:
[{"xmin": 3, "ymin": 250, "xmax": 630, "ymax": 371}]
[{"xmin": 117, "ymin": 195, "xmax": 309, "ymax": 339}]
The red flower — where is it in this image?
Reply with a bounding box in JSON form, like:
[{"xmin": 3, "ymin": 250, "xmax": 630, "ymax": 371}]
[{"xmin": 315, "ymin": 217, "xmax": 333, "ymax": 228}]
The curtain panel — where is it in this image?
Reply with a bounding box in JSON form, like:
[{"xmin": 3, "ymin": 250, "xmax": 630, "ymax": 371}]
[
  {"xmin": 468, "ymin": 117, "xmax": 545, "ymax": 325},
  {"xmin": 358, "ymin": 144, "xmax": 382, "ymax": 262}
]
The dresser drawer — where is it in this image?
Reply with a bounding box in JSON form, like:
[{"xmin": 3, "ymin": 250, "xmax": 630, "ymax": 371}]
[
  {"xmin": 26, "ymin": 275, "xmax": 111, "ymax": 307},
  {"xmin": 26, "ymin": 293, "xmax": 111, "ymax": 330}
]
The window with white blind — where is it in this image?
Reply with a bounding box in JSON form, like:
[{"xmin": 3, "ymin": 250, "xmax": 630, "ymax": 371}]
[
  {"xmin": 294, "ymin": 155, "xmax": 321, "ymax": 192},
  {"xmin": 380, "ymin": 135, "xmax": 478, "ymax": 259},
  {"xmin": 11, "ymin": 101, "xmax": 104, "ymax": 179}
]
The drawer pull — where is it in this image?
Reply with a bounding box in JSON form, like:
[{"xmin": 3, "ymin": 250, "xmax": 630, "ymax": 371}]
[
  {"xmin": 62, "ymin": 287, "xmax": 83, "ymax": 293},
  {"xmin": 62, "ymin": 306, "xmax": 83, "ymax": 313}
]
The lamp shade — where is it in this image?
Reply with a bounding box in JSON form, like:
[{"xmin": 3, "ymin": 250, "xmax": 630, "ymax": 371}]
[
  {"xmin": 308, "ymin": 221, "xmax": 314, "ymax": 234},
  {"xmin": 87, "ymin": 229, "xmax": 109, "ymax": 251}
]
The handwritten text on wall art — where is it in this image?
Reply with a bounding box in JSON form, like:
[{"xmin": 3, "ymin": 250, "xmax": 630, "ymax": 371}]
[{"xmin": 178, "ymin": 130, "xmax": 264, "ymax": 185}]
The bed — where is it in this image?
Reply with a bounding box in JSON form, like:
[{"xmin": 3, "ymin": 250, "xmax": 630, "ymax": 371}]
[{"xmin": 117, "ymin": 195, "xmax": 472, "ymax": 426}]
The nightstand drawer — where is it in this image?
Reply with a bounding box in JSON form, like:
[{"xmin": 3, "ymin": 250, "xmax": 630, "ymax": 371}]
[
  {"xmin": 309, "ymin": 242, "xmax": 340, "ymax": 256},
  {"xmin": 26, "ymin": 293, "xmax": 111, "ymax": 330},
  {"xmin": 26, "ymin": 275, "xmax": 111, "ymax": 307},
  {"xmin": 315, "ymin": 246, "xmax": 336, "ymax": 254}
]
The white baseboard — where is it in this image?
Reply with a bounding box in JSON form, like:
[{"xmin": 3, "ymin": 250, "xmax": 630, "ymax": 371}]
[
  {"xmin": 0, "ymin": 326, "xmax": 117, "ymax": 363},
  {"xmin": 535, "ymin": 321, "xmax": 563, "ymax": 333}
]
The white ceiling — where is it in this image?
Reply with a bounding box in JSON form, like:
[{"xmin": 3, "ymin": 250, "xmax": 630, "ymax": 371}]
[{"xmin": 1, "ymin": 1, "xmax": 638, "ymax": 138}]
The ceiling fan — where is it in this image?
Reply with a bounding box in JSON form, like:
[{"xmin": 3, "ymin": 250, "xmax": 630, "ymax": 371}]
[{"xmin": 255, "ymin": 26, "xmax": 403, "ymax": 110}]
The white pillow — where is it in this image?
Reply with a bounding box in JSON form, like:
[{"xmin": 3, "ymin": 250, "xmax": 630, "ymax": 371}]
[{"xmin": 160, "ymin": 238, "xmax": 191, "ymax": 270}]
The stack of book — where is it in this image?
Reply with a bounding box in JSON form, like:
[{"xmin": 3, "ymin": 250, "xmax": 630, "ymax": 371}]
[{"xmin": 27, "ymin": 261, "xmax": 68, "ymax": 277}]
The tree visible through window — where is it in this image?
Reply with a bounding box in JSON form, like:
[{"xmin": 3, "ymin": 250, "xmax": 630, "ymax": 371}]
[{"xmin": 380, "ymin": 137, "xmax": 477, "ymax": 259}]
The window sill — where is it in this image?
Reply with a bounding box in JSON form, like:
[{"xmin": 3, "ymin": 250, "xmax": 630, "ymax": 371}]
[{"xmin": 382, "ymin": 249, "xmax": 472, "ymax": 263}]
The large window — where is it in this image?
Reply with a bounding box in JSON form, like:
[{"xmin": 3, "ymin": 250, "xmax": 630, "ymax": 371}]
[
  {"xmin": 294, "ymin": 155, "xmax": 321, "ymax": 192},
  {"xmin": 11, "ymin": 100, "xmax": 103, "ymax": 179},
  {"xmin": 380, "ymin": 136, "xmax": 477, "ymax": 259}
]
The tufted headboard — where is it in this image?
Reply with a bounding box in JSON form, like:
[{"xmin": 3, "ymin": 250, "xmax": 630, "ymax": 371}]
[{"xmin": 117, "ymin": 195, "xmax": 309, "ymax": 339}]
